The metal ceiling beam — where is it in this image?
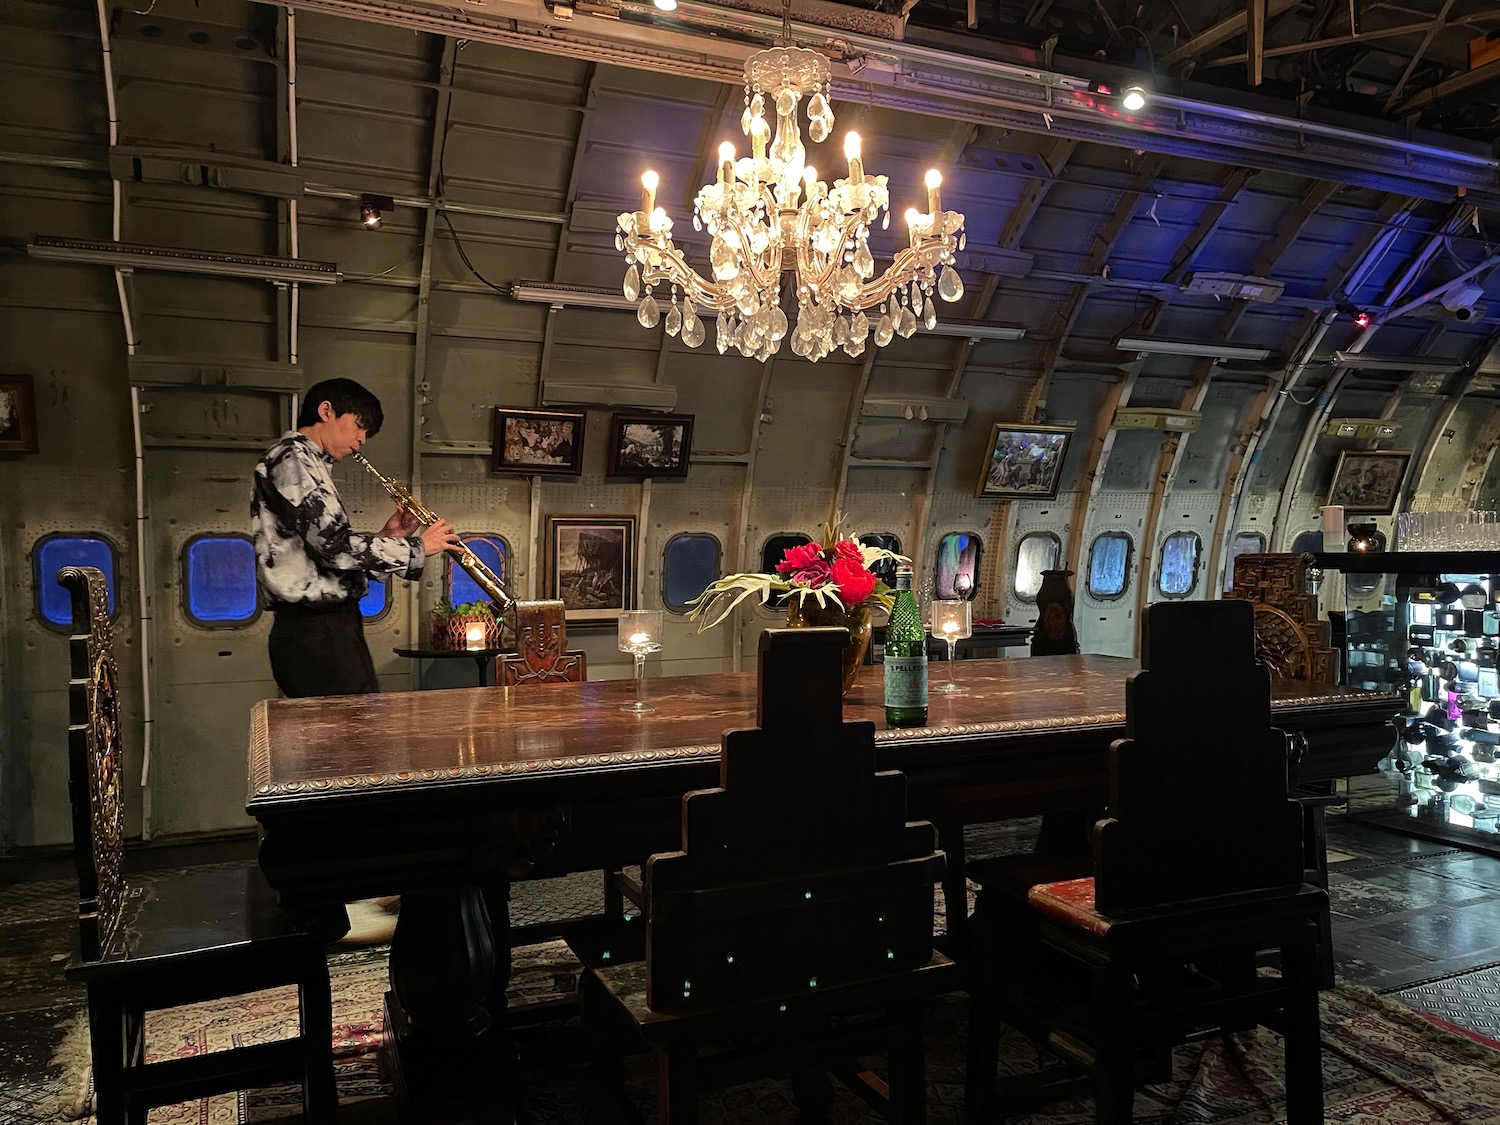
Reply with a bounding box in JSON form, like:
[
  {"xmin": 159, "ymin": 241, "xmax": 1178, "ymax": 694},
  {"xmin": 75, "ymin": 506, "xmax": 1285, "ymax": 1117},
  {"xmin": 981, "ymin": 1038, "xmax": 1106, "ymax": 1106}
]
[
  {"xmin": 1383, "ymin": 0, "xmax": 1454, "ymax": 112},
  {"xmin": 1159, "ymin": 0, "xmax": 1298, "ymax": 70},
  {"xmin": 278, "ymin": 0, "xmax": 1500, "ymax": 204},
  {"xmin": 1391, "ymin": 57, "xmax": 1500, "ymax": 114},
  {"xmin": 1206, "ymin": 18, "xmax": 1468, "ymax": 67}
]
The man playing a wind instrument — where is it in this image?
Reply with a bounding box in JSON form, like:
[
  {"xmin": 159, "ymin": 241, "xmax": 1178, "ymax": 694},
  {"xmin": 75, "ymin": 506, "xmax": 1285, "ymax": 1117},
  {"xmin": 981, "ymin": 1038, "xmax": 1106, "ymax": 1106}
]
[{"xmin": 251, "ymin": 378, "xmax": 461, "ymax": 697}]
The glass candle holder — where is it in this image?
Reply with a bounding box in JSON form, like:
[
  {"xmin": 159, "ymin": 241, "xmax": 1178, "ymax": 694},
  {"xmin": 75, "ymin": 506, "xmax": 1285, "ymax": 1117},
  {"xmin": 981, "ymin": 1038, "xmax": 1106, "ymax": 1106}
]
[
  {"xmin": 464, "ymin": 622, "xmax": 487, "ymax": 651},
  {"xmin": 929, "ymin": 599, "xmax": 971, "ymax": 693},
  {"xmin": 617, "ymin": 609, "xmax": 663, "ymax": 713}
]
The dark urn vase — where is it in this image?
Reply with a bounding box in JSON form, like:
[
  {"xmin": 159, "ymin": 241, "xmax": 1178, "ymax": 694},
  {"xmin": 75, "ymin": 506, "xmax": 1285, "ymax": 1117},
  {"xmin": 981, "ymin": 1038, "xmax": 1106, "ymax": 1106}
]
[
  {"xmin": 785, "ymin": 599, "xmax": 873, "ymax": 695},
  {"xmin": 1346, "ymin": 522, "xmax": 1387, "ymax": 552},
  {"xmin": 1031, "ymin": 569, "xmax": 1080, "ymax": 656}
]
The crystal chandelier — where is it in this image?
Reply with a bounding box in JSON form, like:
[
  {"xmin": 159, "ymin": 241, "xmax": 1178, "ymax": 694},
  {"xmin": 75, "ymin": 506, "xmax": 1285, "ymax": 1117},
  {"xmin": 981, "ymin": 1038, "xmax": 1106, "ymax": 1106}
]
[{"xmin": 614, "ymin": 17, "xmax": 966, "ymax": 363}]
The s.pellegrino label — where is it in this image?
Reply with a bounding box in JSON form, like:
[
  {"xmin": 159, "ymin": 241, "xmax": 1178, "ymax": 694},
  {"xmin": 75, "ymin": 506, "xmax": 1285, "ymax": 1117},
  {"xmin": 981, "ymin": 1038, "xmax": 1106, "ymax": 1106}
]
[{"xmin": 884, "ymin": 566, "xmax": 928, "ymax": 728}]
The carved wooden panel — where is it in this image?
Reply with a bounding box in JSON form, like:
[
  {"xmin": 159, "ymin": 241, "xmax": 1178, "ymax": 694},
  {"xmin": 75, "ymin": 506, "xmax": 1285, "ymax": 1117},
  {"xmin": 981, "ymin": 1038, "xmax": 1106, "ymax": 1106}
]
[
  {"xmin": 498, "ymin": 599, "xmax": 587, "ymax": 687},
  {"xmin": 58, "ymin": 566, "xmax": 126, "ymax": 962},
  {"xmin": 1227, "ymin": 553, "xmax": 1337, "ymax": 683}
]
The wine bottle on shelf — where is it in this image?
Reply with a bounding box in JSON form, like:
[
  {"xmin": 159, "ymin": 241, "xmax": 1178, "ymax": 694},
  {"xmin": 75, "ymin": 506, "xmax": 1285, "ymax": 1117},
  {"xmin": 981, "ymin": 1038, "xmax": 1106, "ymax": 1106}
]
[{"xmin": 884, "ymin": 565, "xmax": 929, "ymax": 728}]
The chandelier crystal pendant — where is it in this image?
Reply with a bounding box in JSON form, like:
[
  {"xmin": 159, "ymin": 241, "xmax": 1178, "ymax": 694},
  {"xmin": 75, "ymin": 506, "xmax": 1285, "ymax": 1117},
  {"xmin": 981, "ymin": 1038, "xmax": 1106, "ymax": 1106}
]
[{"xmin": 614, "ymin": 36, "xmax": 966, "ymax": 363}]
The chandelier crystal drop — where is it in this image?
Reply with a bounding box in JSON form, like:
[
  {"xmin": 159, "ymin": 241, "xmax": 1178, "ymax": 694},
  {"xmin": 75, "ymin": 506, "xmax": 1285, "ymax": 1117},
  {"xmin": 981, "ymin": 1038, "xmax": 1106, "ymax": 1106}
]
[{"xmin": 615, "ymin": 38, "xmax": 965, "ymax": 363}]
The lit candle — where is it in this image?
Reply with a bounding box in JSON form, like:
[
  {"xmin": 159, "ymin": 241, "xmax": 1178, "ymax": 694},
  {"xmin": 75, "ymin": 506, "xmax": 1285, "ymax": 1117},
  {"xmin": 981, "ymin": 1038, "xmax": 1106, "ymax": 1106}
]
[
  {"xmin": 718, "ymin": 141, "xmax": 735, "ymax": 185},
  {"xmin": 925, "ymin": 168, "xmax": 942, "ymax": 214},
  {"xmin": 803, "ymin": 165, "xmax": 818, "ymax": 201},
  {"xmin": 905, "ymin": 206, "xmax": 921, "ymax": 240},
  {"xmin": 750, "ymin": 115, "xmax": 769, "ymax": 161},
  {"xmin": 630, "ymin": 631, "xmax": 651, "ymax": 646},
  {"xmin": 464, "ymin": 622, "xmax": 486, "ymax": 650},
  {"xmin": 844, "ymin": 132, "xmax": 863, "ymax": 182},
  {"xmin": 640, "ymin": 169, "xmax": 658, "ymax": 214},
  {"xmin": 943, "ymin": 620, "xmax": 960, "ymax": 637}
]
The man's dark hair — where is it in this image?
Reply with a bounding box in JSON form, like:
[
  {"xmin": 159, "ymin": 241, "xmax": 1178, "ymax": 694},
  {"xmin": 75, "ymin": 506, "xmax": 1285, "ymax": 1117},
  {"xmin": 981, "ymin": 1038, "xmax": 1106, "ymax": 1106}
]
[{"xmin": 298, "ymin": 378, "xmax": 383, "ymax": 436}]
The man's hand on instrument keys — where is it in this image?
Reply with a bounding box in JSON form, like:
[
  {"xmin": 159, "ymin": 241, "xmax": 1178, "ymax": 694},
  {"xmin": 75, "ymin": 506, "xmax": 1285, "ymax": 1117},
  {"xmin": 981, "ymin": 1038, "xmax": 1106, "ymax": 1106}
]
[
  {"xmin": 381, "ymin": 507, "xmax": 424, "ymax": 537},
  {"xmin": 420, "ymin": 519, "xmax": 463, "ymax": 557}
]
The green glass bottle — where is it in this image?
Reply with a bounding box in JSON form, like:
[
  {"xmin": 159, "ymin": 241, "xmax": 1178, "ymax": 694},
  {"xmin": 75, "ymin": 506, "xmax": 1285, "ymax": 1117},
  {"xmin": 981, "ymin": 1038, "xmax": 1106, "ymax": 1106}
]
[{"xmin": 884, "ymin": 565, "xmax": 928, "ymax": 727}]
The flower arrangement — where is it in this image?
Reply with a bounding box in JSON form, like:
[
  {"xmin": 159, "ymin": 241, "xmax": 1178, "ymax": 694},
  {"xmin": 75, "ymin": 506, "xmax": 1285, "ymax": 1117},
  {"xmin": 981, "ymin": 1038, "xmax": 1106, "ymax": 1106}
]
[{"xmin": 687, "ymin": 518, "xmax": 908, "ymax": 630}]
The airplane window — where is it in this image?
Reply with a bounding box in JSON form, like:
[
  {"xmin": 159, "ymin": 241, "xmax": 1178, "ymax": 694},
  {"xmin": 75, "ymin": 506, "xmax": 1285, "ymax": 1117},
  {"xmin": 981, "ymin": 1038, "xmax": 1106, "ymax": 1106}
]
[
  {"xmin": 35, "ymin": 533, "xmax": 118, "ymax": 629},
  {"xmin": 360, "ymin": 577, "xmax": 390, "ymax": 621},
  {"xmin": 183, "ymin": 535, "xmax": 259, "ymax": 626},
  {"xmin": 1087, "ymin": 533, "xmax": 1132, "ymax": 599},
  {"xmin": 447, "ymin": 535, "xmax": 510, "ymax": 610},
  {"xmin": 935, "ymin": 532, "xmax": 981, "ymax": 601},
  {"xmin": 664, "ymin": 533, "xmax": 722, "ymax": 613},
  {"xmin": 1290, "ymin": 530, "xmax": 1323, "ymax": 553},
  {"xmin": 1157, "ymin": 531, "xmax": 1201, "ymax": 598},
  {"xmin": 1225, "ymin": 531, "xmax": 1266, "ymax": 591},
  {"xmin": 858, "ymin": 533, "xmax": 902, "ymax": 586},
  {"xmin": 760, "ymin": 533, "xmax": 812, "ymax": 575},
  {"xmin": 1013, "ymin": 532, "xmax": 1061, "ymax": 601}
]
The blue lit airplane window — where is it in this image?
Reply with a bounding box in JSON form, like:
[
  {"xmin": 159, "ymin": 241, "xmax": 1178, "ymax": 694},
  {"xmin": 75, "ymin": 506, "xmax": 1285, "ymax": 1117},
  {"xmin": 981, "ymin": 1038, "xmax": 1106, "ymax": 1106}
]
[
  {"xmin": 1225, "ymin": 532, "xmax": 1266, "ymax": 591},
  {"xmin": 760, "ymin": 533, "xmax": 812, "ymax": 575},
  {"xmin": 1290, "ymin": 530, "xmax": 1323, "ymax": 553},
  {"xmin": 935, "ymin": 532, "xmax": 981, "ymax": 600},
  {"xmin": 1157, "ymin": 531, "xmax": 1201, "ymax": 598},
  {"xmin": 859, "ymin": 533, "xmax": 901, "ymax": 585},
  {"xmin": 1014, "ymin": 532, "xmax": 1061, "ymax": 601},
  {"xmin": 664, "ymin": 533, "xmax": 722, "ymax": 613},
  {"xmin": 36, "ymin": 534, "xmax": 118, "ymax": 628},
  {"xmin": 184, "ymin": 535, "xmax": 259, "ymax": 625},
  {"xmin": 1087, "ymin": 533, "xmax": 1132, "ymax": 599},
  {"xmin": 360, "ymin": 579, "xmax": 390, "ymax": 620},
  {"xmin": 447, "ymin": 535, "xmax": 509, "ymax": 608}
]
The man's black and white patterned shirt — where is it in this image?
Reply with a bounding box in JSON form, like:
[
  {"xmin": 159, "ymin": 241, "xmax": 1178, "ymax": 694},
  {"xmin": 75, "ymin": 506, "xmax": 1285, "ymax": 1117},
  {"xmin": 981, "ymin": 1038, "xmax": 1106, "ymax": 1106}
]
[{"xmin": 252, "ymin": 431, "xmax": 424, "ymax": 607}]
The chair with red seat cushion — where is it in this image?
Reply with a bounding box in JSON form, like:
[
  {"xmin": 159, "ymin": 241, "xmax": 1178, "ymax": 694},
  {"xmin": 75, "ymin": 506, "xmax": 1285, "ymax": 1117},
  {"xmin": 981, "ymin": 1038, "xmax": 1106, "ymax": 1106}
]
[{"xmin": 964, "ymin": 599, "xmax": 1327, "ymax": 1125}]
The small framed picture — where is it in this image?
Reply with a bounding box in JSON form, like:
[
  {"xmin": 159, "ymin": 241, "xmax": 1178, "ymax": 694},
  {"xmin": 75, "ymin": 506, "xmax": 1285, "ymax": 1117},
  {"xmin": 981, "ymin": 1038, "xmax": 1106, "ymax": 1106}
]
[
  {"xmin": 976, "ymin": 423, "xmax": 1073, "ymax": 499},
  {"xmin": 0, "ymin": 374, "xmax": 39, "ymax": 454},
  {"xmin": 491, "ymin": 407, "xmax": 586, "ymax": 476},
  {"xmin": 1327, "ymin": 449, "xmax": 1411, "ymax": 514},
  {"xmin": 545, "ymin": 515, "xmax": 636, "ymax": 623},
  {"xmin": 607, "ymin": 412, "xmax": 694, "ymax": 478}
]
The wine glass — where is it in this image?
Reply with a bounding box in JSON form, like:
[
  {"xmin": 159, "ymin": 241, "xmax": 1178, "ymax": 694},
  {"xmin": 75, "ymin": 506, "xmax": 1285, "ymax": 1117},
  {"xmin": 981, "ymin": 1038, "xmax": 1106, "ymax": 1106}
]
[
  {"xmin": 617, "ymin": 610, "xmax": 663, "ymax": 714},
  {"xmin": 929, "ymin": 599, "xmax": 971, "ymax": 693}
]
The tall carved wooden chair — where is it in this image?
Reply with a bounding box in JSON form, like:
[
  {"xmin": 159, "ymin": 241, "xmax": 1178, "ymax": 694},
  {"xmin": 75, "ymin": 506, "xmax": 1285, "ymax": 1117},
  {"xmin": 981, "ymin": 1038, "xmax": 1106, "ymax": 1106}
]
[
  {"xmin": 965, "ymin": 600, "xmax": 1327, "ymax": 1125},
  {"xmin": 582, "ymin": 627, "xmax": 956, "ymax": 1124},
  {"xmin": 497, "ymin": 599, "xmax": 587, "ymax": 687},
  {"xmin": 57, "ymin": 566, "xmax": 349, "ymax": 1125}
]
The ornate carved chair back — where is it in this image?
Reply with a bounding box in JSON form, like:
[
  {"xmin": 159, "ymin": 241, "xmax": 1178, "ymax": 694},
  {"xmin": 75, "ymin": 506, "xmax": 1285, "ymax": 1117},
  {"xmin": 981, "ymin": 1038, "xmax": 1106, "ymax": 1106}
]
[
  {"xmin": 499, "ymin": 599, "xmax": 587, "ymax": 687},
  {"xmin": 1095, "ymin": 598, "xmax": 1306, "ymax": 911},
  {"xmin": 58, "ymin": 565, "xmax": 126, "ymax": 964},
  {"xmin": 1227, "ymin": 552, "xmax": 1337, "ymax": 682}
]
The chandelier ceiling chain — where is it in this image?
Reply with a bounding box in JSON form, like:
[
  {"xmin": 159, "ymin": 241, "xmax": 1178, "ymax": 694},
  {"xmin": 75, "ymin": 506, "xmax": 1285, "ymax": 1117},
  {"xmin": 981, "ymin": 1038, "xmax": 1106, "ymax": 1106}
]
[{"xmin": 613, "ymin": 0, "xmax": 967, "ymax": 362}]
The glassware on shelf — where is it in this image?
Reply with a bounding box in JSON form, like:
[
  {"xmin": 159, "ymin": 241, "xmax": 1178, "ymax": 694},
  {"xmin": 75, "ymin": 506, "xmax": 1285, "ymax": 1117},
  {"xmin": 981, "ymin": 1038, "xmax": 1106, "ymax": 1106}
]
[
  {"xmin": 929, "ymin": 599, "xmax": 971, "ymax": 694},
  {"xmin": 617, "ymin": 609, "xmax": 663, "ymax": 714}
]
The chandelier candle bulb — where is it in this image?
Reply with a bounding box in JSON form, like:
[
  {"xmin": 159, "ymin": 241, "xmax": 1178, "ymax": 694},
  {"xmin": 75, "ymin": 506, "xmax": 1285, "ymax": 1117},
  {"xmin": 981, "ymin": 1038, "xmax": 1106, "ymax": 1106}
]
[
  {"xmin": 925, "ymin": 169, "xmax": 941, "ymax": 214},
  {"xmin": 640, "ymin": 170, "xmax": 658, "ymax": 215},
  {"xmin": 844, "ymin": 132, "xmax": 863, "ymax": 182},
  {"xmin": 718, "ymin": 143, "xmax": 735, "ymax": 185}
]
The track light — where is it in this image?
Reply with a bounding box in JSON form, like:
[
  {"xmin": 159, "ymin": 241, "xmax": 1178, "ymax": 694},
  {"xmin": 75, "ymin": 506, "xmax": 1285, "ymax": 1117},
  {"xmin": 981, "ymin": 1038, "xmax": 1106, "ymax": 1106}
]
[
  {"xmin": 1114, "ymin": 335, "xmax": 1271, "ymax": 361},
  {"xmin": 1337, "ymin": 302, "xmax": 1372, "ymax": 328},
  {"xmin": 1120, "ymin": 85, "xmax": 1147, "ymax": 112},
  {"xmin": 359, "ymin": 194, "xmax": 393, "ymax": 230}
]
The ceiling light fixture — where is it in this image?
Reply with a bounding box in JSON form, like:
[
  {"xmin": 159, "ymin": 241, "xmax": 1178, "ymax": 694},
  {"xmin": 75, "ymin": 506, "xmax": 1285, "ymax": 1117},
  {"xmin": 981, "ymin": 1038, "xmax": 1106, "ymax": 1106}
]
[
  {"xmin": 1114, "ymin": 335, "xmax": 1271, "ymax": 361},
  {"xmin": 921, "ymin": 318, "xmax": 1026, "ymax": 341},
  {"xmin": 1328, "ymin": 352, "xmax": 1461, "ymax": 373},
  {"xmin": 511, "ymin": 281, "xmax": 635, "ymax": 310},
  {"xmin": 360, "ymin": 193, "xmax": 393, "ymax": 229},
  {"xmin": 1324, "ymin": 417, "xmax": 1401, "ymax": 438},
  {"xmin": 1120, "ymin": 84, "xmax": 1148, "ymax": 112},
  {"xmin": 614, "ymin": 0, "xmax": 966, "ymax": 362},
  {"xmin": 27, "ymin": 235, "xmax": 340, "ymax": 284}
]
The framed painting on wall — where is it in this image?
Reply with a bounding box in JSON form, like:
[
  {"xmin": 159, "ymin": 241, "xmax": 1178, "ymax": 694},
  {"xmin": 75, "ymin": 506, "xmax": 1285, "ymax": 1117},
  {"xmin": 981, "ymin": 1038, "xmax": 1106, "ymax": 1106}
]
[
  {"xmin": 1327, "ymin": 449, "xmax": 1411, "ymax": 514},
  {"xmin": 0, "ymin": 374, "xmax": 39, "ymax": 454},
  {"xmin": 606, "ymin": 412, "xmax": 694, "ymax": 478},
  {"xmin": 976, "ymin": 423, "xmax": 1073, "ymax": 499},
  {"xmin": 545, "ymin": 515, "xmax": 636, "ymax": 623},
  {"xmin": 491, "ymin": 407, "xmax": 586, "ymax": 476}
]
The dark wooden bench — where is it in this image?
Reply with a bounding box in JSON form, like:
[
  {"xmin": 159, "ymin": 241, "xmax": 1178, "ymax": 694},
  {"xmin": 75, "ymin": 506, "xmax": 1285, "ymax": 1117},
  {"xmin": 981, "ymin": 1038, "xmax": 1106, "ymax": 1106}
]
[
  {"xmin": 58, "ymin": 565, "xmax": 349, "ymax": 1125},
  {"xmin": 965, "ymin": 600, "xmax": 1327, "ymax": 1125},
  {"xmin": 582, "ymin": 626, "xmax": 957, "ymax": 1123}
]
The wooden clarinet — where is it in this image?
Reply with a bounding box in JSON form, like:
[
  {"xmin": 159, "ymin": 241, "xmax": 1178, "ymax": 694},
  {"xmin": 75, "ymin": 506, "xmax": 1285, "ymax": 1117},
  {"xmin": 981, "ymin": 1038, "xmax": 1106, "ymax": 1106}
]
[{"xmin": 351, "ymin": 453, "xmax": 516, "ymax": 613}]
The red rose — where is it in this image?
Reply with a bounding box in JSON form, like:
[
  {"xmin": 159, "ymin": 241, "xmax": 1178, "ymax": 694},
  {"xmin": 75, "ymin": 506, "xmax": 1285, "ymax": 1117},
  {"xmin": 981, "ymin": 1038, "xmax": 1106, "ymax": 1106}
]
[
  {"xmin": 791, "ymin": 560, "xmax": 833, "ymax": 588},
  {"xmin": 832, "ymin": 558, "xmax": 877, "ymax": 604},
  {"xmin": 833, "ymin": 539, "xmax": 863, "ymax": 563},
  {"xmin": 776, "ymin": 542, "xmax": 823, "ymax": 574}
]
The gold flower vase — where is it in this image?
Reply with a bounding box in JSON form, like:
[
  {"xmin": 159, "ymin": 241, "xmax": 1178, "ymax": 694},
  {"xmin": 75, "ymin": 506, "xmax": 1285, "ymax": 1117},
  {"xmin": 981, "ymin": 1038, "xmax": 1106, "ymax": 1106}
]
[{"xmin": 785, "ymin": 599, "xmax": 873, "ymax": 695}]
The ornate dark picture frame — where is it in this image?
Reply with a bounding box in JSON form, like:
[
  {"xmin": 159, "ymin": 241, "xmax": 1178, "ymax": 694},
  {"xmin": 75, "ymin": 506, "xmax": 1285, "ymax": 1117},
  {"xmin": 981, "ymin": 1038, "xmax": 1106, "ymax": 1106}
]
[
  {"xmin": 606, "ymin": 412, "xmax": 694, "ymax": 478},
  {"xmin": 0, "ymin": 374, "xmax": 39, "ymax": 454},
  {"xmin": 545, "ymin": 515, "xmax": 636, "ymax": 623},
  {"xmin": 1327, "ymin": 449, "xmax": 1411, "ymax": 514},
  {"xmin": 976, "ymin": 423, "xmax": 1072, "ymax": 499},
  {"xmin": 491, "ymin": 407, "xmax": 586, "ymax": 476}
]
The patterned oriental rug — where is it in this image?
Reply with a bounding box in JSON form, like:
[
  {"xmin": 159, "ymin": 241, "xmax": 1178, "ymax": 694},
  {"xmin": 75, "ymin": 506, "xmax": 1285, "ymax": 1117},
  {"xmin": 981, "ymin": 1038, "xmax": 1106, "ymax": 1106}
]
[{"xmin": 39, "ymin": 939, "xmax": 1500, "ymax": 1125}]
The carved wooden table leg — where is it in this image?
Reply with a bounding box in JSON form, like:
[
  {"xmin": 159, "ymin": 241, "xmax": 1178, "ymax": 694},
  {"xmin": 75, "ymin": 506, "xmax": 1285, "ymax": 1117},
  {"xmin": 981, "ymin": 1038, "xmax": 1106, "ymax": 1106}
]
[{"xmin": 381, "ymin": 884, "xmax": 518, "ymax": 1124}]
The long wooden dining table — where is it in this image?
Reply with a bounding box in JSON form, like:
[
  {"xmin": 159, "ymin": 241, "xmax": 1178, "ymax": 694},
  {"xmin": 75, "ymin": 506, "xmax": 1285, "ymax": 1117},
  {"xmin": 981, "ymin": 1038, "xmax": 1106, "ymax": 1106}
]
[{"xmin": 247, "ymin": 654, "xmax": 1396, "ymax": 1120}]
